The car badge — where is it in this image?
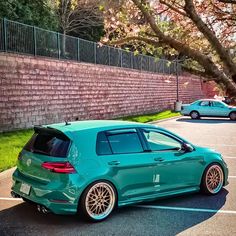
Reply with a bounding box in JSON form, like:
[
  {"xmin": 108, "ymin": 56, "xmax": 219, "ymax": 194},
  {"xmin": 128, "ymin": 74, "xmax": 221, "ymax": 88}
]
[{"xmin": 26, "ymin": 158, "xmax": 32, "ymax": 167}]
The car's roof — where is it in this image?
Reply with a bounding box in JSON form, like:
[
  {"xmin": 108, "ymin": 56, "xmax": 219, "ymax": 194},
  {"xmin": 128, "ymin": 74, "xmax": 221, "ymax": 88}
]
[
  {"xmin": 45, "ymin": 120, "xmax": 156, "ymax": 133},
  {"xmin": 197, "ymin": 99, "xmax": 223, "ymax": 102}
]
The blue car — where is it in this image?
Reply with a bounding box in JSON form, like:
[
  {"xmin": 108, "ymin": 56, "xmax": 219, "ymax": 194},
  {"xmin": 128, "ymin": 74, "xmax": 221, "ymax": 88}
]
[{"xmin": 181, "ymin": 99, "xmax": 236, "ymax": 120}]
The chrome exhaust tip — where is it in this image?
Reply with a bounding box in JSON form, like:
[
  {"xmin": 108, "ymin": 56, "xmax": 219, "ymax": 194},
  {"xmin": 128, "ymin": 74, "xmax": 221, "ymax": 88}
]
[
  {"xmin": 37, "ymin": 204, "xmax": 41, "ymax": 212},
  {"xmin": 11, "ymin": 191, "xmax": 20, "ymax": 198},
  {"xmin": 37, "ymin": 204, "xmax": 49, "ymax": 214},
  {"xmin": 41, "ymin": 206, "xmax": 49, "ymax": 214}
]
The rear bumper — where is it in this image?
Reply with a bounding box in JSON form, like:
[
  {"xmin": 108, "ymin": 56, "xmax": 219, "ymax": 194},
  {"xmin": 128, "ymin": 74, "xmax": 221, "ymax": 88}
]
[{"xmin": 12, "ymin": 169, "xmax": 79, "ymax": 215}]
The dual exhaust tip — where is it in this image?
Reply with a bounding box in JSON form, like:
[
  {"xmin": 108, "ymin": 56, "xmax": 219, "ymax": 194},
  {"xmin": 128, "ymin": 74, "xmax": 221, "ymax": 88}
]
[
  {"xmin": 11, "ymin": 191, "xmax": 49, "ymax": 214},
  {"xmin": 37, "ymin": 204, "xmax": 49, "ymax": 214}
]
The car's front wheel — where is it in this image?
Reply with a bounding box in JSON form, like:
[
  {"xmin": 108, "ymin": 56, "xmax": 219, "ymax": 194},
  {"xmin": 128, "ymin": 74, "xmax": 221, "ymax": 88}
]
[
  {"xmin": 201, "ymin": 163, "xmax": 224, "ymax": 195},
  {"xmin": 80, "ymin": 181, "xmax": 117, "ymax": 222},
  {"xmin": 229, "ymin": 112, "xmax": 236, "ymax": 121},
  {"xmin": 190, "ymin": 111, "xmax": 200, "ymax": 119}
]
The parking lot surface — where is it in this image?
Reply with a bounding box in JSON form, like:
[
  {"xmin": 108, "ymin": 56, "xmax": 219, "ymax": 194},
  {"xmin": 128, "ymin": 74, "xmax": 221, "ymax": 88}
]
[{"xmin": 0, "ymin": 117, "xmax": 236, "ymax": 236}]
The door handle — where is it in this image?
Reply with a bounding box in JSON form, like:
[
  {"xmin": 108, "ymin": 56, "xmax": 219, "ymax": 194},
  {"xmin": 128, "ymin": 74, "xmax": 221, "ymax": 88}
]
[
  {"xmin": 154, "ymin": 157, "xmax": 164, "ymax": 162},
  {"xmin": 108, "ymin": 161, "xmax": 120, "ymax": 166}
]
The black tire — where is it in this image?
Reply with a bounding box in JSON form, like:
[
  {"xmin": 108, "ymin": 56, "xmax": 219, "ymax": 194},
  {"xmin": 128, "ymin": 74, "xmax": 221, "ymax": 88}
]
[
  {"xmin": 200, "ymin": 163, "xmax": 224, "ymax": 195},
  {"xmin": 79, "ymin": 181, "xmax": 117, "ymax": 222},
  {"xmin": 190, "ymin": 111, "xmax": 200, "ymax": 119},
  {"xmin": 229, "ymin": 112, "xmax": 236, "ymax": 121}
]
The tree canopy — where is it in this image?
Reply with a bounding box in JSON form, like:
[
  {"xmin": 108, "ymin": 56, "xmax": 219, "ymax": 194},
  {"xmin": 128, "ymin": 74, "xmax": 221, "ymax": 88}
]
[
  {"xmin": 102, "ymin": 0, "xmax": 236, "ymax": 96},
  {"xmin": 0, "ymin": 0, "xmax": 58, "ymax": 30},
  {"xmin": 52, "ymin": 0, "xmax": 104, "ymax": 41},
  {"xmin": 0, "ymin": 0, "xmax": 104, "ymax": 41}
]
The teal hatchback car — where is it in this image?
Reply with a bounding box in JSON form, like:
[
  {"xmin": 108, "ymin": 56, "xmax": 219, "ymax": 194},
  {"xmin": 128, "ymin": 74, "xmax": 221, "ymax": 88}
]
[
  {"xmin": 181, "ymin": 99, "xmax": 236, "ymax": 120},
  {"xmin": 11, "ymin": 120, "xmax": 228, "ymax": 222}
]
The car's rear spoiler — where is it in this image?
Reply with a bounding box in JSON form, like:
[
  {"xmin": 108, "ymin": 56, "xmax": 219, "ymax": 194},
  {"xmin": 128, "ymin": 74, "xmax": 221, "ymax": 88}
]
[{"xmin": 34, "ymin": 126, "xmax": 70, "ymax": 140}]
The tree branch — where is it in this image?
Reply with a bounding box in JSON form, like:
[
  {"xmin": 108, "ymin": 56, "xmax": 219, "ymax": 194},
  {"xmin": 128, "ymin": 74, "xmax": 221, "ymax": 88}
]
[
  {"xmin": 159, "ymin": 0, "xmax": 187, "ymax": 17},
  {"xmin": 105, "ymin": 36, "xmax": 162, "ymax": 47},
  {"xmin": 184, "ymin": 0, "xmax": 236, "ymax": 79},
  {"xmin": 217, "ymin": 0, "xmax": 236, "ymax": 3},
  {"xmin": 182, "ymin": 66, "xmax": 214, "ymax": 80},
  {"xmin": 131, "ymin": 0, "xmax": 236, "ymax": 96}
]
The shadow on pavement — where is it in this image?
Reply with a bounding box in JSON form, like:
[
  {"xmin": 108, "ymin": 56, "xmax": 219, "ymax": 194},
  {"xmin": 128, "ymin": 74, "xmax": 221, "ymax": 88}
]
[
  {"xmin": 176, "ymin": 117, "xmax": 236, "ymax": 124},
  {"xmin": 0, "ymin": 190, "xmax": 228, "ymax": 236}
]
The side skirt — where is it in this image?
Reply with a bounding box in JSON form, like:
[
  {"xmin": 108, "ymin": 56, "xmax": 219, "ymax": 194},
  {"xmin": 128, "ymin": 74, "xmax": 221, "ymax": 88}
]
[{"xmin": 118, "ymin": 186, "xmax": 200, "ymax": 207}]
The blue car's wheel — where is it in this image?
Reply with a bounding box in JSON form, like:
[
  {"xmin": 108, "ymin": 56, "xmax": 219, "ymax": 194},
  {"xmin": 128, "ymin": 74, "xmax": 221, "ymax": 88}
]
[
  {"xmin": 229, "ymin": 112, "xmax": 236, "ymax": 121},
  {"xmin": 201, "ymin": 163, "xmax": 224, "ymax": 195},
  {"xmin": 190, "ymin": 111, "xmax": 200, "ymax": 119},
  {"xmin": 80, "ymin": 181, "xmax": 117, "ymax": 222}
]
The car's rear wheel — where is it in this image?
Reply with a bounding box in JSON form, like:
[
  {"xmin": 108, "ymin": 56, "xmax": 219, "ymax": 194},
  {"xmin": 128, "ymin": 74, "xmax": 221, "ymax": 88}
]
[
  {"xmin": 229, "ymin": 112, "xmax": 236, "ymax": 121},
  {"xmin": 80, "ymin": 181, "xmax": 117, "ymax": 222},
  {"xmin": 201, "ymin": 163, "xmax": 224, "ymax": 195},
  {"xmin": 190, "ymin": 111, "xmax": 200, "ymax": 119}
]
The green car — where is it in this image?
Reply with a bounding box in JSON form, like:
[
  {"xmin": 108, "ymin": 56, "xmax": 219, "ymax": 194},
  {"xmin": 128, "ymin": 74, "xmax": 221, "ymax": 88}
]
[
  {"xmin": 11, "ymin": 120, "xmax": 228, "ymax": 222},
  {"xmin": 181, "ymin": 99, "xmax": 236, "ymax": 120}
]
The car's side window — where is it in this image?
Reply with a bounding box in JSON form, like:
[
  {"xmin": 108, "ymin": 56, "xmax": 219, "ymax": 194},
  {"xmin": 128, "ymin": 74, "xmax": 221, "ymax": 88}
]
[
  {"xmin": 96, "ymin": 129, "xmax": 144, "ymax": 155},
  {"xmin": 199, "ymin": 101, "xmax": 210, "ymax": 106},
  {"xmin": 96, "ymin": 132, "xmax": 112, "ymax": 155},
  {"xmin": 212, "ymin": 101, "xmax": 225, "ymax": 108},
  {"xmin": 142, "ymin": 129, "xmax": 182, "ymax": 151},
  {"xmin": 107, "ymin": 132, "xmax": 143, "ymax": 154}
]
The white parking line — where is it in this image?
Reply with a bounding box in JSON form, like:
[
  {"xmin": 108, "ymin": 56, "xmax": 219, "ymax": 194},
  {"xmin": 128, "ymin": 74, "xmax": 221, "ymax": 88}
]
[
  {"xmin": 0, "ymin": 197, "xmax": 23, "ymax": 201},
  {"xmin": 198, "ymin": 144, "xmax": 236, "ymax": 147},
  {"xmin": 229, "ymin": 176, "xmax": 236, "ymax": 179},
  {"xmin": 225, "ymin": 156, "xmax": 236, "ymax": 159},
  {"xmin": 214, "ymin": 144, "xmax": 236, "ymax": 147},
  {"xmin": 135, "ymin": 205, "xmax": 236, "ymax": 215}
]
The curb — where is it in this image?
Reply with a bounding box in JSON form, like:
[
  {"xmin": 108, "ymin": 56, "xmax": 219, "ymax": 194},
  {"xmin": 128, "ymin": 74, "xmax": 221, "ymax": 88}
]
[
  {"xmin": 0, "ymin": 167, "xmax": 16, "ymax": 181},
  {"xmin": 148, "ymin": 115, "xmax": 182, "ymax": 124}
]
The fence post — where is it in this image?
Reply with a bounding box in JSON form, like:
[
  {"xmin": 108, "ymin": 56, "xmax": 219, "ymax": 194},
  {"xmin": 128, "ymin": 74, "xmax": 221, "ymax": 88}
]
[
  {"xmin": 94, "ymin": 43, "xmax": 96, "ymax": 64},
  {"xmin": 57, "ymin": 32, "xmax": 60, "ymax": 59},
  {"xmin": 77, "ymin": 38, "xmax": 80, "ymax": 61},
  {"xmin": 33, "ymin": 26, "xmax": 37, "ymax": 56},
  {"xmin": 108, "ymin": 46, "xmax": 110, "ymax": 66},
  {"xmin": 3, "ymin": 18, "xmax": 7, "ymax": 52},
  {"xmin": 141, "ymin": 55, "xmax": 143, "ymax": 72},
  {"xmin": 130, "ymin": 52, "xmax": 133, "ymax": 69}
]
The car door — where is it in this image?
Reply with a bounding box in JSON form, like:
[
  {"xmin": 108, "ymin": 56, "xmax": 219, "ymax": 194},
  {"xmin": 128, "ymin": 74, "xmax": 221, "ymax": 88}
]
[
  {"xmin": 97, "ymin": 128, "xmax": 158, "ymax": 201},
  {"xmin": 209, "ymin": 101, "xmax": 229, "ymax": 117},
  {"xmin": 197, "ymin": 100, "xmax": 211, "ymax": 116},
  {"xmin": 139, "ymin": 128, "xmax": 204, "ymax": 193}
]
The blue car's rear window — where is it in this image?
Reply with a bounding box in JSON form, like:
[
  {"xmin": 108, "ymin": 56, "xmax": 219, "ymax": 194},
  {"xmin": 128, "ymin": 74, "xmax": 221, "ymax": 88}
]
[{"xmin": 24, "ymin": 132, "xmax": 70, "ymax": 157}]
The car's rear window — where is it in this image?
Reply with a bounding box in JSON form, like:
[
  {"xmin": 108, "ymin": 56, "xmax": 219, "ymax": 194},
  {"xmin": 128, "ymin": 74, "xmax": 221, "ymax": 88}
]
[{"xmin": 24, "ymin": 132, "xmax": 70, "ymax": 157}]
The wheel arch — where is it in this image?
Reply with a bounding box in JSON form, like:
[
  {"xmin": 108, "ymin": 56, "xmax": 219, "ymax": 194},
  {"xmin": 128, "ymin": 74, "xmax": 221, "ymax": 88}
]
[
  {"xmin": 201, "ymin": 161, "xmax": 226, "ymax": 187},
  {"xmin": 229, "ymin": 111, "xmax": 236, "ymax": 119},
  {"xmin": 77, "ymin": 178, "xmax": 119, "ymax": 211},
  {"xmin": 189, "ymin": 110, "xmax": 200, "ymax": 115}
]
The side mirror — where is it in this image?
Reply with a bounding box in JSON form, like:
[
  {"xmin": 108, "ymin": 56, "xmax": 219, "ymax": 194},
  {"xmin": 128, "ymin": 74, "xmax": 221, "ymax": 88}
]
[{"xmin": 181, "ymin": 143, "xmax": 194, "ymax": 152}]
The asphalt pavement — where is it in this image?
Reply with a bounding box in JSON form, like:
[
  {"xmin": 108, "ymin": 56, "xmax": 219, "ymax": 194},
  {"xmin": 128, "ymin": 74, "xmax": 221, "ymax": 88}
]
[{"xmin": 0, "ymin": 117, "xmax": 236, "ymax": 236}]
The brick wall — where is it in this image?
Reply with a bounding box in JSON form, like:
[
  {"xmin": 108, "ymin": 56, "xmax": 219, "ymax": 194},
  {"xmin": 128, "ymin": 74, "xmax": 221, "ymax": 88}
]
[{"xmin": 0, "ymin": 53, "xmax": 209, "ymax": 132}]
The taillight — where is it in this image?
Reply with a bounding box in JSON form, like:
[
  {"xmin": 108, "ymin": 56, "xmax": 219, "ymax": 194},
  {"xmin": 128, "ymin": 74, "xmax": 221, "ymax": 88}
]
[{"xmin": 41, "ymin": 162, "xmax": 76, "ymax": 174}]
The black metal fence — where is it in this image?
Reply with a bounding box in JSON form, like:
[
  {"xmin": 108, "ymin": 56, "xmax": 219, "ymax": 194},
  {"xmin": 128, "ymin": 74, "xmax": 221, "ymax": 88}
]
[{"xmin": 0, "ymin": 18, "xmax": 181, "ymax": 74}]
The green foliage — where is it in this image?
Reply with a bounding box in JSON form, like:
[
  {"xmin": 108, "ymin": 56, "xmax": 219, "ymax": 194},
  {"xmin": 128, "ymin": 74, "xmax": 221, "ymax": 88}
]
[
  {"xmin": 0, "ymin": 0, "xmax": 58, "ymax": 30},
  {"xmin": 0, "ymin": 129, "xmax": 33, "ymax": 172},
  {"xmin": 71, "ymin": 25, "xmax": 105, "ymax": 42},
  {"xmin": 118, "ymin": 110, "xmax": 180, "ymax": 123}
]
